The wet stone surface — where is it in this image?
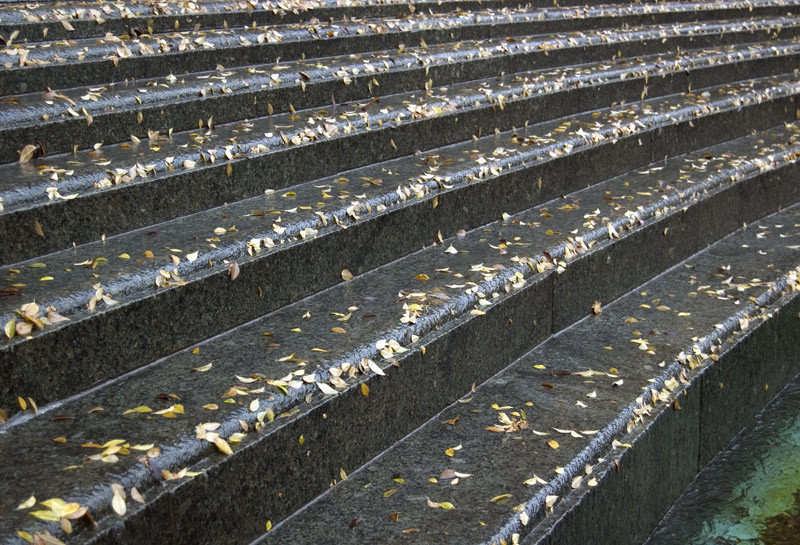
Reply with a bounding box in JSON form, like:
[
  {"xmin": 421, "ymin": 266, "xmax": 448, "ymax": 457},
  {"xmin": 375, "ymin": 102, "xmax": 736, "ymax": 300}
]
[
  {"xmin": 3, "ymin": 18, "xmax": 798, "ymax": 164},
  {"xmin": 2, "ymin": 1, "xmax": 800, "ymax": 544},
  {"xmin": 1, "ymin": 74, "xmax": 799, "ymax": 409},
  {"xmin": 1, "ymin": 122, "xmax": 799, "ymax": 543},
  {"xmin": 258, "ymin": 205, "xmax": 800, "ymax": 545}
]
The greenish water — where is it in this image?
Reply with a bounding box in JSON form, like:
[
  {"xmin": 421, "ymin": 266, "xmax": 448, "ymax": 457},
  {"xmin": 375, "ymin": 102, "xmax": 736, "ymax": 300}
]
[{"xmin": 646, "ymin": 381, "xmax": 800, "ymax": 545}]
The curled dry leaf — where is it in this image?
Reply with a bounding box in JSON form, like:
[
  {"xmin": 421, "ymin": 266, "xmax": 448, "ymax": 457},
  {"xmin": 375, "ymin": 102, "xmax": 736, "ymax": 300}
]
[
  {"xmin": 19, "ymin": 144, "xmax": 37, "ymax": 164},
  {"xmin": 229, "ymin": 262, "xmax": 240, "ymax": 281},
  {"xmin": 341, "ymin": 269, "xmax": 353, "ymax": 281},
  {"xmin": 426, "ymin": 498, "xmax": 455, "ymax": 510}
]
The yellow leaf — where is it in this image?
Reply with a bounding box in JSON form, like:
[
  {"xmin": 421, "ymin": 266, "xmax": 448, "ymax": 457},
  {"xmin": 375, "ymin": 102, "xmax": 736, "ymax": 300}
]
[
  {"xmin": 414, "ymin": 273, "xmax": 429, "ymax": 282},
  {"xmin": 331, "ymin": 327, "xmax": 347, "ymax": 334},
  {"xmin": 17, "ymin": 495, "xmax": 36, "ymax": 510},
  {"xmin": 192, "ymin": 362, "xmax": 213, "ymax": 373},
  {"xmin": 489, "ymin": 494, "xmax": 511, "ymax": 503},
  {"xmin": 298, "ymin": 435, "xmax": 305, "ymax": 446},
  {"xmin": 122, "ymin": 405, "xmax": 151, "ymax": 415},
  {"xmin": 29, "ymin": 510, "xmax": 60, "ymax": 522},
  {"xmin": 360, "ymin": 383, "xmax": 369, "ymax": 396},
  {"xmin": 439, "ymin": 502, "xmax": 455, "ymax": 510},
  {"xmin": 547, "ymin": 440, "xmax": 559, "ymax": 450},
  {"xmin": 111, "ymin": 489, "xmax": 126, "ymax": 516},
  {"xmin": 383, "ymin": 489, "xmax": 397, "ymax": 499},
  {"xmin": 341, "ymin": 269, "xmax": 353, "ymax": 281},
  {"xmin": 4, "ymin": 318, "xmax": 15, "ymax": 339},
  {"xmin": 16, "ymin": 531, "xmax": 32, "ymax": 543},
  {"xmin": 266, "ymin": 520, "xmax": 272, "ymax": 532},
  {"xmin": 131, "ymin": 487, "xmax": 145, "ymax": 504},
  {"xmin": 17, "ymin": 397, "xmax": 26, "ymax": 410},
  {"xmin": 340, "ymin": 468, "xmax": 348, "ymax": 480},
  {"xmin": 214, "ymin": 437, "xmax": 233, "ymax": 455}
]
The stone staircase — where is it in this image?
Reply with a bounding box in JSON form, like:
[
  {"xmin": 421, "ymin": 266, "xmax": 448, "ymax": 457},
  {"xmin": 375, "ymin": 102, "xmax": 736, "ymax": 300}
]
[{"xmin": 1, "ymin": 1, "xmax": 800, "ymax": 544}]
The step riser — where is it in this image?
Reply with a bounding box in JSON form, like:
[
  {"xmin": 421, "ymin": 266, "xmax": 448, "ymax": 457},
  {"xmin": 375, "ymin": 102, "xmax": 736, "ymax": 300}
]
[
  {"xmin": 3, "ymin": 88, "xmax": 795, "ymax": 409},
  {"xmin": 5, "ymin": 26, "xmax": 798, "ymax": 165},
  {"xmin": 72, "ymin": 155, "xmax": 800, "ymax": 545},
  {"xmin": 2, "ymin": 8, "xmax": 794, "ymax": 96},
  {"xmin": 526, "ymin": 290, "xmax": 800, "ymax": 545},
  {"xmin": 4, "ymin": 47, "xmax": 797, "ymax": 267}
]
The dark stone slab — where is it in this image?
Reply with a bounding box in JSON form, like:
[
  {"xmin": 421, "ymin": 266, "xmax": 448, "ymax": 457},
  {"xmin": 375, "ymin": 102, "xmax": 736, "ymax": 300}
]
[
  {"xmin": 645, "ymin": 367, "xmax": 800, "ymax": 544},
  {"xmin": 2, "ymin": 129, "xmax": 799, "ymax": 545},
  {"xmin": 4, "ymin": 20, "xmax": 798, "ymax": 165},
  {"xmin": 2, "ymin": 75, "xmax": 798, "ymax": 409},
  {"xmin": 2, "ymin": 2, "xmax": 795, "ymax": 95},
  {"xmin": 258, "ymin": 204, "xmax": 800, "ymax": 545}
]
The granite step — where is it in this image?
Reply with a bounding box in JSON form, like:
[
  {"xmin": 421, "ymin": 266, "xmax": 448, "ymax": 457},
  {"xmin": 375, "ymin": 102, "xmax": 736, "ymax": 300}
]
[
  {"xmin": 257, "ymin": 203, "xmax": 800, "ymax": 545},
  {"xmin": 2, "ymin": 120, "xmax": 800, "ymax": 545},
  {"xmin": 3, "ymin": 15, "xmax": 800, "ymax": 166},
  {"xmin": 0, "ymin": 1, "xmax": 795, "ymax": 96},
  {"xmin": 4, "ymin": 39, "xmax": 800, "ymax": 267},
  {"xmin": 0, "ymin": 0, "xmax": 733, "ymax": 43},
  {"xmin": 3, "ymin": 72, "xmax": 799, "ymax": 409},
  {"xmin": 0, "ymin": 0, "xmax": 525, "ymax": 43}
]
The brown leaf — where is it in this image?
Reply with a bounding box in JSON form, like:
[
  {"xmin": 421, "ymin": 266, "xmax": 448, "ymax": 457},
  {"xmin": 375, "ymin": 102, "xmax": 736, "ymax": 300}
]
[{"xmin": 19, "ymin": 144, "xmax": 37, "ymax": 163}]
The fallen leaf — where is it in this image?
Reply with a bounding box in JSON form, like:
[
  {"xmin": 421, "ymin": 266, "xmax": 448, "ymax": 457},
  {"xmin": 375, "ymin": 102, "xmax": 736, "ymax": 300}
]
[
  {"xmin": 17, "ymin": 495, "xmax": 36, "ymax": 510},
  {"xmin": 19, "ymin": 144, "xmax": 37, "ymax": 164},
  {"xmin": 111, "ymin": 484, "xmax": 126, "ymax": 516},
  {"xmin": 489, "ymin": 494, "xmax": 511, "ymax": 503},
  {"xmin": 213, "ymin": 437, "xmax": 233, "ymax": 455}
]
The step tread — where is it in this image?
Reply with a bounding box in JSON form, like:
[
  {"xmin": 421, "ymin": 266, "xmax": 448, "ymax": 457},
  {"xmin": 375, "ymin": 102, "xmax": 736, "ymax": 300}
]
[
  {"xmin": 2, "ymin": 72, "xmax": 797, "ymax": 408},
  {"xmin": 0, "ymin": 1, "xmax": 794, "ymax": 96},
  {"xmin": 1, "ymin": 121, "xmax": 798, "ymax": 544},
  {"xmin": 0, "ymin": 72, "xmax": 792, "ymax": 322},
  {"xmin": 1, "ymin": 46, "xmax": 797, "ymax": 263},
  {"xmin": 258, "ymin": 204, "xmax": 800, "ymax": 545},
  {"xmin": 0, "ymin": 0, "xmax": 773, "ymax": 66},
  {"xmin": 1, "ymin": 17, "xmax": 798, "ymax": 164}
]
